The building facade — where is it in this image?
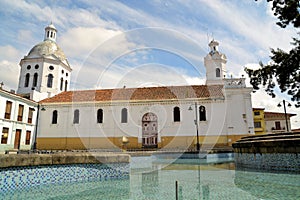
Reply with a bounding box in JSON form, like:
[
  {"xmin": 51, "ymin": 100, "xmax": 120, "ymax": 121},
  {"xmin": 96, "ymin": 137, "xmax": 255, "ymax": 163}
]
[
  {"xmin": 0, "ymin": 89, "xmax": 38, "ymax": 152},
  {"xmin": 264, "ymin": 112, "xmax": 295, "ymax": 134},
  {"xmin": 252, "ymin": 108, "xmax": 296, "ymax": 135},
  {"xmin": 252, "ymin": 108, "xmax": 266, "ymax": 135},
  {"xmin": 36, "ymin": 39, "xmax": 254, "ymax": 150},
  {"xmin": 1, "ymin": 23, "xmax": 255, "ymax": 151}
]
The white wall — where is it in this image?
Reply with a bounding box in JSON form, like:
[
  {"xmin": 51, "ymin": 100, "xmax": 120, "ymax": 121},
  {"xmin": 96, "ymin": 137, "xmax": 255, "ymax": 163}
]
[
  {"xmin": 0, "ymin": 90, "xmax": 38, "ymax": 152},
  {"xmin": 38, "ymin": 97, "xmax": 252, "ymax": 142}
]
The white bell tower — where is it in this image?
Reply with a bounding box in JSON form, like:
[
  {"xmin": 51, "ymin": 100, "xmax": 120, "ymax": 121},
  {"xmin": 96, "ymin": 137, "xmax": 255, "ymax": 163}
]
[
  {"xmin": 17, "ymin": 23, "xmax": 72, "ymax": 101},
  {"xmin": 204, "ymin": 40, "xmax": 227, "ymax": 85}
]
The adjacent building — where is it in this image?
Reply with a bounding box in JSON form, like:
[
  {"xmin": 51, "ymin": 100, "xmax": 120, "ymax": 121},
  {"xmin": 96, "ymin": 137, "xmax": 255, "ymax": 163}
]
[
  {"xmin": 0, "ymin": 88, "xmax": 38, "ymax": 152},
  {"xmin": 253, "ymin": 108, "xmax": 266, "ymax": 135},
  {"xmin": 264, "ymin": 111, "xmax": 296, "ymax": 134},
  {"xmin": 252, "ymin": 108, "xmax": 296, "ymax": 135}
]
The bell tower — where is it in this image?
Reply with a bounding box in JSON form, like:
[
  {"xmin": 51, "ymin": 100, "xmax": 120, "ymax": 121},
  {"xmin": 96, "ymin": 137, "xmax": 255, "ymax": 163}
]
[
  {"xmin": 17, "ymin": 23, "xmax": 72, "ymax": 101},
  {"xmin": 204, "ymin": 40, "xmax": 227, "ymax": 85}
]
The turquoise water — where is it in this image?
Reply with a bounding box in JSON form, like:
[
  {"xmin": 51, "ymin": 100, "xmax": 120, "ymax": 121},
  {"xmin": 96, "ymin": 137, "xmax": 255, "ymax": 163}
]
[{"xmin": 2, "ymin": 156, "xmax": 300, "ymax": 200}]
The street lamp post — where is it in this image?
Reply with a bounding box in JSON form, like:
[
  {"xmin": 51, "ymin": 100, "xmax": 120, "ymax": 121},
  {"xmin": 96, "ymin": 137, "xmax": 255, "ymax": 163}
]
[
  {"xmin": 277, "ymin": 100, "xmax": 292, "ymax": 132},
  {"xmin": 189, "ymin": 102, "xmax": 200, "ymax": 152},
  {"xmin": 32, "ymin": 104, "xmax": 40, "ymax": 151}
]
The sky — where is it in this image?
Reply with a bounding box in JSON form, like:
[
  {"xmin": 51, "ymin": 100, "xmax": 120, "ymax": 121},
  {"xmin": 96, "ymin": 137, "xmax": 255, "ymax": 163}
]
[{"xmin": 0, "ymin": 0, "xmax": 299, "ymax": 128}]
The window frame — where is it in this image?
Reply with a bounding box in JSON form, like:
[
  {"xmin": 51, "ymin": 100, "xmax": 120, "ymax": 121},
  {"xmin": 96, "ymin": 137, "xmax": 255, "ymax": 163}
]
[
  {"xmin": 1, "ymin": 127, "xmax": 9, "ymax": 144},
  {"xmin": 254, "ymin": 121, "xmax": 262, "ymax": 128},
  {"xmin": 121, "ymin": 108, "xmax": 128, "ymax": 123},
  {"xmin": 65, "ymin": 80, "xmax": 68, "ymax": 91},
  {"xmin": 60, "ymin": 78, "xmax": 64, "ymax": 91},
  {"xmin": 24, "ymin": 73, "xmax": 30, "ymax": 87},
  {"xmin": 254, "ymin": 111, "xmax": 260, "ymax": 116},
  {"xmin": 73, "ymin": 109, "xmax": 79, "ymax": 124},
  {"xmin": 4, "ymin": 101, "xmax": 12, "ymax": 119},
  {"xmin": 173, "ymin": 106, "xmax": 180, "ymax": 122},
  {"xmin": 25, "ymin": 131, "xmax": 31, "ymax": 145},
  {"xmin": 17, "ymin": 104, "xmax": 24, "ymax": 122},
  {"xmin": 32, "ymin": 73, "xmax": 38, "ymax": 87},
  {"xmin": 199, "ymin": 106, "xmax": 206, "ymax": 121},
  {"xmin": 47, "ymin": 74, "xmax": 54, "ymax": 88},
  {"xmin": 216, "ymin": 68, "xmax": 221, "ymax": 77},
  {"xmin": 97, "ymin": 109, "xmax": 103, "ymax": 123},
  {"xmin": 27, "ymin": 108, "xmax": 34, "ymax": 124},
  {"xmin": 52, "ymin": 110, "xmax": 58, "ymax": 124}
]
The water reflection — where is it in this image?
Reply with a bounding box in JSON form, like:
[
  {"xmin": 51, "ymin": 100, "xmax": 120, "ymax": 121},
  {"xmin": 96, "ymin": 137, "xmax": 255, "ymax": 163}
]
[
  {"xmin": 131, "ymin": 156, "xmax": 300, "ymax": 200},
  {"xmin": 234, "ymin": 170, "xmax": 300, "ymax": 200}
]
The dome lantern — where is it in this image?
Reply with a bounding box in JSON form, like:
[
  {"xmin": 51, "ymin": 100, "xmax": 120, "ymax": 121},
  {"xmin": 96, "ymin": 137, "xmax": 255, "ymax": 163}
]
[
  {"xmin": 44, "ymin": 22, "xmax": 57, "ymax": 42},
  {"xmin": 208, "ymin": 40, "xmax": 219, "ymax": 53}
]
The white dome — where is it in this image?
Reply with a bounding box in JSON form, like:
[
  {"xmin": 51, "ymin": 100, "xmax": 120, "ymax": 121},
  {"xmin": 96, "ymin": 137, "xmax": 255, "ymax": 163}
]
[{"xmin": 27, "ymin": 40, "xmax": 67, "ymax": 62}]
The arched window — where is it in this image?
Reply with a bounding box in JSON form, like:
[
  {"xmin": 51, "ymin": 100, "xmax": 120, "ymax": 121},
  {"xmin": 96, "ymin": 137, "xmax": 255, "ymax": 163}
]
[
  {"xmin": 121, "ymin": 108, "xmax": 127, "ymax": 123},
  {"xmin": 32, "ymin": 73, "xmax": 38, "ymax": 87},
  {"xmin": 60, "ymin": 78, "xmax": 63, "ymax": 91},
  {"xmin": 65, "ymin": 80, "xmax": 68, "ymax": 91},
  {"xmin": 52, "ymin": 110, "xmax": 58, "ymax": 124},
  {"xmin": 24, "ymin": 73, "xmax": 30, "ymax": 87},
  {"xmin": 47, "ymin": 74, "xmax": 53, "ymax": 88},
  {"xmin": 173, "ymin": 106, "xmax": 180, "ymax": 122},
  {"xmin": 216, "ymin": 68, "xmax": 221, "ymax": 77},
  {"xmin": 97, "ymin": 109, "xmax": 103, "ymax": 123},
  {"xmin": 199, "ymin": 106, "xmax": 206, "ymax": 121},
  {"xmin": 73, "ymin": 109, "xmax": 79, "ymax": 124}
]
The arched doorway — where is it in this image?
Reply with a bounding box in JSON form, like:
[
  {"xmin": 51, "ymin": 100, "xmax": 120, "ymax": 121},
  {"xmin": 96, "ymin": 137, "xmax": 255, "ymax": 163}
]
[{"xmin": 142, "ymin": 112, "xmax": 158, "ymax": 148}]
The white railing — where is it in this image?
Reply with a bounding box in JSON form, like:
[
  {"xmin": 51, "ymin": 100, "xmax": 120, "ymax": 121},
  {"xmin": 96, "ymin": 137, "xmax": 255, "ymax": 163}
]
[{"xmin": 224, "ymin": 78, "xmax": 246, "ymax": 88}]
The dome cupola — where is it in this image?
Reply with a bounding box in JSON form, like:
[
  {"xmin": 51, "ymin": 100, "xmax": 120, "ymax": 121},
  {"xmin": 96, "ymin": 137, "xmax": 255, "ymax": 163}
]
[{"xmin": 44, "ymin": 22, "xmax": 57, "ymax": 42}]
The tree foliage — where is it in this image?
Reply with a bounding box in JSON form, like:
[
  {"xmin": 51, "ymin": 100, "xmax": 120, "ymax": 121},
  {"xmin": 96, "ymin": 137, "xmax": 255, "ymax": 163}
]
[{"xmin": 246, "ymin": 0, "xmax": 300, "ymax": 107}]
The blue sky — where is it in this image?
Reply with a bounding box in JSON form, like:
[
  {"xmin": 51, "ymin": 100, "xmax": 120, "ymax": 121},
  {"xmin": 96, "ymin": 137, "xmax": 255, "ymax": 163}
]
[{"xmin": 0, "ymin": 0, "xmax": 299, "ymax": 128}]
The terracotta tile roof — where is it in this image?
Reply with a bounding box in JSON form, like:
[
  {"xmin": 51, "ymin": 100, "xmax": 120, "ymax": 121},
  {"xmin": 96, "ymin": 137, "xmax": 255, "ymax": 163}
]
[
  {"xmin": 40, "ymin": 85, "xmax": 224, "ymax": 103},
  {"xmin": 264, "ymin": 111, "xmax": 296, "ymax": 119}
]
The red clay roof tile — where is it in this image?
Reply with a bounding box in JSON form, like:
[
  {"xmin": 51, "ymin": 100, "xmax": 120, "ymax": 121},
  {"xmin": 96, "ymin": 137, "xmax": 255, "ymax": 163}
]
[{"xmin": 40, "ymin": 85, "xmax": 224, "ymax": 103}]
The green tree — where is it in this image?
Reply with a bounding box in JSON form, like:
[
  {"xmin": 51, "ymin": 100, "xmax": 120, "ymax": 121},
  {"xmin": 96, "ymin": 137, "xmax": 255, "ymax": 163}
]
[{"xmin": 245, "ymin": 0, "xmax": 300, "ymax": 107}]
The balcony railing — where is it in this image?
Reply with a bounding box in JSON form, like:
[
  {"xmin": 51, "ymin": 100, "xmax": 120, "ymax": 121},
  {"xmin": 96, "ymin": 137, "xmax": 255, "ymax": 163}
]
[{"xmin": 224, "ymin": 78, "xmax": 246, "ymax": 88}]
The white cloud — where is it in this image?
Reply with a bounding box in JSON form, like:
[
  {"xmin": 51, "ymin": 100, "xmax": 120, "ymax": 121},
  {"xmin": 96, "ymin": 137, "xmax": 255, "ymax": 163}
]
[
  {"xmin": 201, "ymin": 0, "xmax": 295, "ymax": 51},
  {"xmin": 96, "ymin": 63, "xmax": 203, "ymax": 89},
  {"xmin": 0, "ymin": 45, "xmax": 22, "ymax": 61},
  {"xmin": 0, "ymin": 45, "xmax": 22, "ymax": 90},
  {"xmin": 0, "ymin": 60, "xmax": 20, "ymax": 90},
  {"xmin": 59, "ymin": 27, "xmax": 123, "ymax": 58}
]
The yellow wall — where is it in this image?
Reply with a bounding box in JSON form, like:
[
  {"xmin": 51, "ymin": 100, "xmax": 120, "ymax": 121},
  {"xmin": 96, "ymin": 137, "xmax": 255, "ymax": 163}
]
[
  {"xmin": 37, "ymin": 135, "xmax": 249, "ymax": 150},
  {"xmin": 253, "ymin": 109, "xmax": 266, "ymax": 135}
]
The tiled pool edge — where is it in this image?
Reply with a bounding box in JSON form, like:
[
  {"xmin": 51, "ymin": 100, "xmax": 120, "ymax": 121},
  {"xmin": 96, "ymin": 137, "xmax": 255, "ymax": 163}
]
[
  {"xmin": 0, "ymin": 152, "xmax": 130, "ymax": 168},
  {"xmin": 234, "ymin": 153, "xmax": 300, "ymax": 171},
  {"xmin": 0, "ymin": 153, "xmax": 130, "ymax": 192},
  {"xmin": 232, "ymin": 132, "xmax": 300, "ymax": 172}
]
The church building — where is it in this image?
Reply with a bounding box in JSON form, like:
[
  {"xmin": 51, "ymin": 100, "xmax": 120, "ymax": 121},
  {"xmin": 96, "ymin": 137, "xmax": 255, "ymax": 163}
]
[{"xmin": 0, "ymin": 23, "xmax": 254, "ymax": 151}]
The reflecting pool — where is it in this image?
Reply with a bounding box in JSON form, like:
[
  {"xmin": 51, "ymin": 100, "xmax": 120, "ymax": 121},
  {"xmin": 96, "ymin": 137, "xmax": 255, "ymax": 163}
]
[{"xmin": 2, "ymin": 155, "xmax": 300, "ymax": 200}]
